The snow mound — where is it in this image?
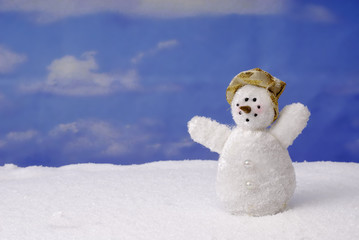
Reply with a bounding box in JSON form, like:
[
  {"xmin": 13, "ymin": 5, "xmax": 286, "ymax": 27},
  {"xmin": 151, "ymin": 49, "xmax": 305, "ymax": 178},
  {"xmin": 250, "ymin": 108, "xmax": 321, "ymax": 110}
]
[{"xmin": 0, "ymin": 161, "xmax": 358, "ymax": 240}]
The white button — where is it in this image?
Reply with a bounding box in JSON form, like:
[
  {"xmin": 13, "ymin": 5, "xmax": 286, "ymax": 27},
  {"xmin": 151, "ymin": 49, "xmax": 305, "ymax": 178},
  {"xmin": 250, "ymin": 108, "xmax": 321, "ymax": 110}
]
[
  {"xmin": 244, "ymin": 160, "xmax": 253, "ymax": 168},
  {"xmin": 245, "ymin": 181, "xmax": 255, "ymax": 189}
]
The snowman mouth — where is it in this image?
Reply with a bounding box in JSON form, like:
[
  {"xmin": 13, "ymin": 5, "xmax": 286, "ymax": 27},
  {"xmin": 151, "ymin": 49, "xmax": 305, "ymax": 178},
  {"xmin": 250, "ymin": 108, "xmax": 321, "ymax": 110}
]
[{"xmin": 238, "ymin": 112, "xmax": 259, "ymax": 123}]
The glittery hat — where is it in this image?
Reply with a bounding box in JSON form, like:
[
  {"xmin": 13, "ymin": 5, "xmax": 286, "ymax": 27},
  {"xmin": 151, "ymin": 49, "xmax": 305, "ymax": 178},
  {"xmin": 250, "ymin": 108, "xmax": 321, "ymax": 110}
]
[{"xmin": 226, "ymin": 68, "xmax": 286, "ymax": 122}]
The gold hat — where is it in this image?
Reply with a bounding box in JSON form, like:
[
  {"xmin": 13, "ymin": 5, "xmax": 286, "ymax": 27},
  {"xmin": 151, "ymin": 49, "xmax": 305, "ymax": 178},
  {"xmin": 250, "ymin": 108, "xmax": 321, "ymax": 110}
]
[{"xmin": 226, "ymin": 68, "xmax": 286, "ymax": 122}]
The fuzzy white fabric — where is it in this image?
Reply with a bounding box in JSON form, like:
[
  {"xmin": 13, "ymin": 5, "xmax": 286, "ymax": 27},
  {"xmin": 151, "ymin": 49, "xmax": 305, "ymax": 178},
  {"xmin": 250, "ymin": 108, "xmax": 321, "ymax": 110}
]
[
  {"xmin": 270, "ymin": 103, "xmax": 310, "ymax": 148},
  {"xmin": 188, "ymin": 85, "xmax": 310, "ymax": 216},
  {"xmin": 188, "ymin": 116, "xmax": 231, "ymax": 154}
]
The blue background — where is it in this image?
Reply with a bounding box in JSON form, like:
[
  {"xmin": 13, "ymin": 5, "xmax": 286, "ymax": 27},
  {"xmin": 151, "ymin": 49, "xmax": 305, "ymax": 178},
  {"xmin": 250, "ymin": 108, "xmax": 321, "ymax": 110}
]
[{"xmin": 0, "ymin": 0, "xmax": 358, "ymax": 166}]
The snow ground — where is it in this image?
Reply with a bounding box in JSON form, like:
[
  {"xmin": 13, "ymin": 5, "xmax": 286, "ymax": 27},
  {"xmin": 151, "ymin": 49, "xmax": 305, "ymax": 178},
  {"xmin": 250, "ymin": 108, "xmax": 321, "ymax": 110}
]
[{"xmin": 0, "ymin": 160, "xmax": 358, "ymax": 240}]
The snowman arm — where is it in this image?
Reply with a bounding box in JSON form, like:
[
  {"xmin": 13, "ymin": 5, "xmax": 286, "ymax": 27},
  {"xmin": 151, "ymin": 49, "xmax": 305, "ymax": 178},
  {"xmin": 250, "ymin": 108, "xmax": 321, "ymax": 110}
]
[
  {"xmin": 269, "ymin": 103, "xmax": 310, "ymax": 149},
  {"xmin": 188, "ymin": 116, "xmax": 232, "ymax": 154}
]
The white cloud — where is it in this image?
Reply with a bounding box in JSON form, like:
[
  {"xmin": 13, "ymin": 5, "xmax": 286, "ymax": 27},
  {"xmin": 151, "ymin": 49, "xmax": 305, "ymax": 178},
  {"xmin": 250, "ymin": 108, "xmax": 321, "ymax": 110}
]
[
  {"xmin": 136, "ymin": 0, "xmax": 288, "ymax": 18},
  {"xmin": 156, "ymin": 39, "xmax": 179, "ymax": 50},
  {"xmin": 163, "ymin": 138, "xmax": 194, "ymax": 157},
  {"xmin": 103, "ymin": 143, "xmax": 128, "ymax": 156},
  {"xmin": 131, "ymin": 39, "xmax": 179, "ymax": 64},
  {"xmin": 119, "ymin": 69, "xmax": 141, "ymax": 90},
  {"xmin": 50, "ymin": 120, "xmax": 119, "ymax": 139},
  {"xmin": 48, "ymin": 119, "xmax": 179, "ymax": 159},
  {"xmin": 0, "ymin": 45, "xmax": 27, "ymax": 73},
  {"xmin": 0, "ymin": 0, "xmax": 289, "ymax": 22},
  {"xmin": 6, "ymin": 130, "xmax": 38, "ymax": 142},
  {"xmin": 49, "ymin": 120, "xmax": 127, "ymax": 156},
  {"xmin": 0, "ymin": 0, "xmax": 136, "ymax": 22},
  {"xmin": 49, "ymin": 122, "xmax": 79, "ymax": 136},
  {"xmin": 85, "ymin": 121, "xmax": 120, "ymax": 139},
  {"xmin": 300, "ymin": 4, "xmax": 337, "ymax": 23},
  {"xmin": 48, "ymin": 120, "xmax": 152, "ymax": 157},
  {"xmin": 20, "ymin": 39, "xmax": 181, "ymax": 96},
  {"xmin": 0, "ymin": 118, "xmax": 194, "ymax": 163},
  {"xmin": 20, "ymin": 52, "xmax": 140, "ymax": 96}
]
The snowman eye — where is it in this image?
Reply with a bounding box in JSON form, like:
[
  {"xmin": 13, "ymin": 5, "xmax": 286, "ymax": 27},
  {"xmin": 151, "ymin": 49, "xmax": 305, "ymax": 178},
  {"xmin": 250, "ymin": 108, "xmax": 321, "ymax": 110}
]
[
  {"xmin": 253, "ymin": 98, "xmax": 257, "ymax": 102},
  {"xmin": 245, "ymin": 98, "xmax": 249, "ymax": 102}
]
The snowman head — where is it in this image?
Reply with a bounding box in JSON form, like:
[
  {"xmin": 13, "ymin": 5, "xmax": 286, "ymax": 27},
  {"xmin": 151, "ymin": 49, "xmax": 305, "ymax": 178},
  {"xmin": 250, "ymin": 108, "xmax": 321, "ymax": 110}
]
[
  {"xmin": 231, "ymin": 85, "xmax": 274, "ymax": 129},
  {"xmin": 226, "ymin": 68, "xmax": 286, "ymax": 130}
]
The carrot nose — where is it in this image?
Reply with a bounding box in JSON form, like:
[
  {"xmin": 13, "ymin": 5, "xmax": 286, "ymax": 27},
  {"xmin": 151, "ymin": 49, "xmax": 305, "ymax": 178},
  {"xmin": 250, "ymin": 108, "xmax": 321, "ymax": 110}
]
[{"xmin": 240, "ymin": 106, "xmax": 251, "ymax": 114}]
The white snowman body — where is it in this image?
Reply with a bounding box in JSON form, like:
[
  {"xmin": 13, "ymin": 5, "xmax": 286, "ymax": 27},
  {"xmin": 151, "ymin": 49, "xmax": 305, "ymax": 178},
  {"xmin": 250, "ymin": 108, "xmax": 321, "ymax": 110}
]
[
  {"xmin": 188, "ymin": 85, "xmax": 310, "ymax": 216},
  {"xmin": 216, "ymin": 127, "xmax": 295, "ymax": 215}
]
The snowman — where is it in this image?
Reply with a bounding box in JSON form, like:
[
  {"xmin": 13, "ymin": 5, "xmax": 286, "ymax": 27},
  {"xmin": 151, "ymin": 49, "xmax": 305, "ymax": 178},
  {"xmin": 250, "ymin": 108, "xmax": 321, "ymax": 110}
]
[{"xmin": 188, "ymin": 68, "xmax": 310, "ymax": 216}]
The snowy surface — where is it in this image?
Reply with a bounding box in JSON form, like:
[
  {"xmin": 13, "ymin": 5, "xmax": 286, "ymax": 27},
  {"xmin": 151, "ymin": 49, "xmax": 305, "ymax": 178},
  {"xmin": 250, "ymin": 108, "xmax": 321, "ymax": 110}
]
[{"xmin": 0, "ymin": 160, "xmax": 358, "ymax": 240}]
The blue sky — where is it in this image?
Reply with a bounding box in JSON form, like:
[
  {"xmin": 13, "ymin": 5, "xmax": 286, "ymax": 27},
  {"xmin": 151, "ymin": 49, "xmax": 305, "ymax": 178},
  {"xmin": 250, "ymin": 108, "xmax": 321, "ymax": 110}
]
[{"xmin": 0, "ymin": 0, "xmax": 358, "ymax": 166}]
